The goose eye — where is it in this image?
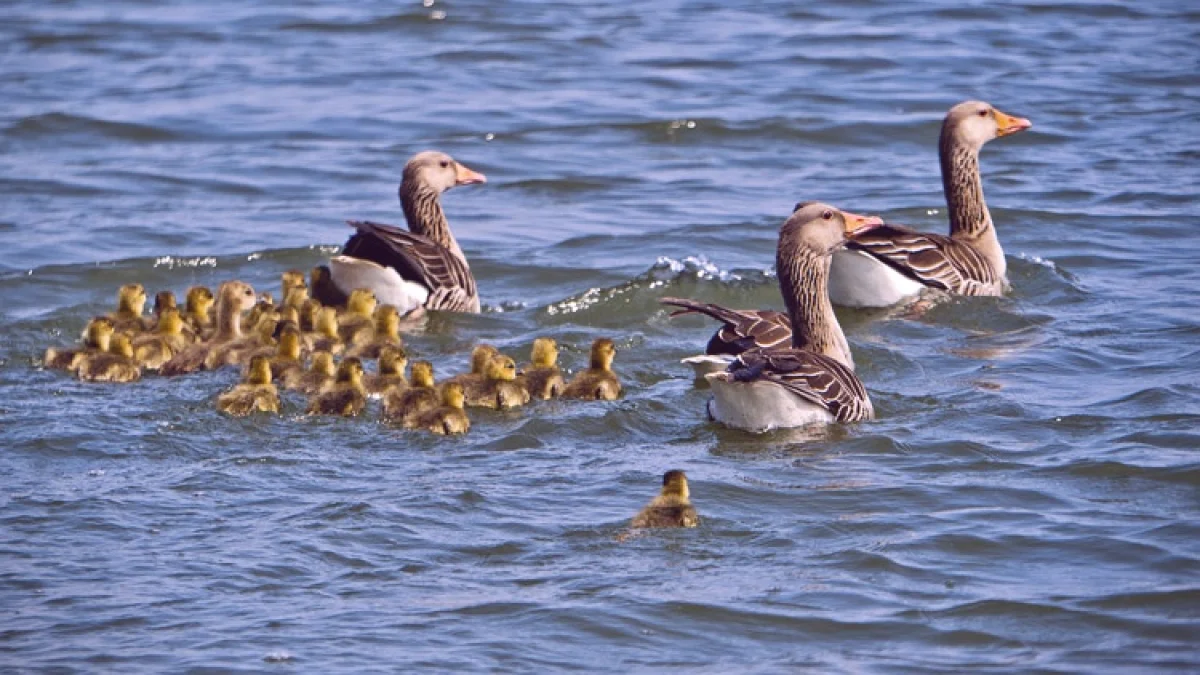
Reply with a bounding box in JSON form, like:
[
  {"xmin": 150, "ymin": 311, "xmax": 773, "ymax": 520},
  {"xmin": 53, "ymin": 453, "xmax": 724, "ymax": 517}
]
[
  {"xmin": 440, "ymin": 160, "xmax": 450, "ymax": 168},
  {"xmin": 821, "ymin": 210, "xmax": 833, "ymax": 220},
  {"xmin": 977, "ymin": 109, "xmax": 989, "ymax": 117}
]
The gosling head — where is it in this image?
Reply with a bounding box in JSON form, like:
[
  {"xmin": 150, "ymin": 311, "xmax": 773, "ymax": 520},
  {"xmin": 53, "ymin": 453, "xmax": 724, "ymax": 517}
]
[
  {"xmin": 336, "ymin": 357, "xmax": 364, "ymax": 385},
  {"xmin": 218, "ymin": 281, "xmax": 258, "ymax": 314},
  {"xmin": 661, "ymin": 470, "xmax": 690, "ymax": 499},
  {"xmin": 402, "ymin": 151, "xmax": 487, "ymax": 196},
  {"xmin": 377, "ymin": 345, "xmax": 408, "ymax": 376},
  {"xmin": 944, "ymin": 100, "xmax": 1031, "ymax": 150},
  {"xmin": 469, "ymin": 344, "xmax": 500, "ymax": 374},
  {"xmin": 85, "ymin": 316, "xmax": 116, "ymax": 350},
  {"xmin": 410, "ymin": 360, "xmax": 435, "ymax": 388},
  {"xmin": 246, "ymin": 355, "xmax": 273, "ymax": 385},
  {"xmin": 374, "ymin": 304, "xmax": 402, "ymax": 336},
  {"xmin": 440, "ymin": 382, "xmax": 466, "ymax": 409},
  {"xmin": 530, "ymin": 337, "xmax": 559, "ymax": 368},
  {"xmin": 589, "ymin": 338, "xmax": 617, "ymax": 371},
  {"xmin": 153, "ymin": 290, "xmax": 177, "ymax": 316},
  {"xmin": 284, "ymin": 286, "xmax": 310, "ymax": 310},
  {"xmin": 783, "ymin": 202, "xmax": 883, "ymax": 255},
  {"xmin": 185, "ymin": 286, "xmax": 215, "ymax": 316},
  {"xmin": 117, "ymin": 283, "xmax": 147, "ymax": 315},
  {"xmin": 485, "ymin": 354, "xmax": 518, "ymax": 382},
  {"xmin": 347, "ymin": 289, "xmax": 377, "ymax": 317},
  {"xmin": 281, "ymin": 269, "xmax": 307, "ymax": 297}
]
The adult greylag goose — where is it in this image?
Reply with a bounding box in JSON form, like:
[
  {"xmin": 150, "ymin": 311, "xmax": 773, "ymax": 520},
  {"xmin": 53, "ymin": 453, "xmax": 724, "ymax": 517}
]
[
  {"xmin": 705, "ymin": 203, "xmax": 880, "ymax": 432},
  {"xmin": 329, "ymin": 151, "xmax": 486, "ymax": 315},
  {"xmin": 828, "ymin": 101, "xmax": 1031, "ymax": 308}
]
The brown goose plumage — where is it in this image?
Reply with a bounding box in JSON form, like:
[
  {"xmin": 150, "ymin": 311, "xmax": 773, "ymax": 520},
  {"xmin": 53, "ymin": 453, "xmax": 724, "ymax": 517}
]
[
  {"xmin": 331, "ymin": 151, "xmax": 486, "ymax": 314},
  {"xmin": 829, "ymin": 101, "xmax": 1031, "ymax": 307},
  {"xmin": 705, "ymin": 203, "xmax": 880, "ymax": 431}
]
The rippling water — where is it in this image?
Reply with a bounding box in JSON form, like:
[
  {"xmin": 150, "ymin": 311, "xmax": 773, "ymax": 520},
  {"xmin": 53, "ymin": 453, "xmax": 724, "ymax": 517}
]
[{"xmin": 2, "ymin": 0, "xmax": 1198, "ymax": 671}]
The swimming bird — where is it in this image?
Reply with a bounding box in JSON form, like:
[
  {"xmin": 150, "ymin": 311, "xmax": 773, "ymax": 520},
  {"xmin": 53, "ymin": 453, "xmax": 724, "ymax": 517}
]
[
  {"xmin": 183, "ymin": 286, "xmax": 215, "ymax": 338},
  {"xmin": 345, "ymin": 304, "xmax": 404, "ymax": 360},
  {"xmin": 160, "ymin": 281, "xmax": 258, "ymax": 375},
  {"xmin": 705, "ymin": 203, "xmax": 879, "ymax": 432},
  {"xmin": 828, "ymin": 101, "xmax": 1032, "ymax": 307},
  {"xmin": 337, "ymin": 289, "xmax": 377, "ymax": 344},
  {"xmin": 108, "ymin": 283, "xmax": 149, "ymax": 333},
  {"xmin": 364, "ymin": 345, "xmax": 408, "ymax": 398},
  {"xmin": 77, "ymin": 332, "xmax": 141, "ymax": 383},
  {"xmin": 329, "ymin": 151, "xmax": 486, "ymax": 314},
  {"xmin": 631, "ymin": 470, "xmax": 700, "ymax": 529},
  {"xmin": 306, "ymin": 357, "xmax": 367, "ymax": 416},
  {"xmin": 132, "ymin": 307, "xmax": 190, "ymax": 369},
  {"xmin": 282, "ymin": 350, "xmax": 337, "ymax": 395},
  {"xmin": 216, "ymin": 355, "xmax": 280, "ymax": 416},
  {"xmin": 304, "ymin": 306, "xmax": 344, "ymax": 355},
  {"xmin": 416, "ymin": 382, "xmax": 471, "ymax": 435},
  {"xmin": 444, "ymin": 343, "xmax": 499, "ymax": 393},
  {"xmin": 514, "ymin": 337, "xmax": 565, "ymax": 400},
  {"xmin": 44, "ymin": 317, "xmax": 114, "ymax": 372},
  {"xmin": 262, "ymin": 320, "xmax": 305, "ymax": 380},
  {"xmin": 383, "ymin": 360, "xmax": 439, "ymax": 427},
  {"xmin": 463, "ymin": 353, "xmax": 529, "ymax": 410},
  {"xmin": 659, "ymin": 298, "xmax": 792, "ymax": 378},
  {"xmin": 562, "ymin": 338, "xmax": 622, "ymax": 400}
]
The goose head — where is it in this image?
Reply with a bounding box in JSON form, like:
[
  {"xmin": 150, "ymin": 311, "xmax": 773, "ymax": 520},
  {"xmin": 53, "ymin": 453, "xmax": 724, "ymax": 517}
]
[
  {"xmin": 945, "ymin": 100, "xmax": 1031, "ymax": 149},
  {"xmin": 402, "ymin": 151, "xmax": 487, "ymax": 195},
  {"xmin": 785, "ymin": 202, "xmax": 883, "ymax": 255}
]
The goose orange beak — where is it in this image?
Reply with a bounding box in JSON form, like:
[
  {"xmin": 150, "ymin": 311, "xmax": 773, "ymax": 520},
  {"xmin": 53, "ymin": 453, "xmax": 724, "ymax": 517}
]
[
  {"xmin": 454, "ymin": 163, "xmax": 487, "ymax": 186},
  {"xmin": 994, "ymin": 109, "xmax": 1032, "ymax": 137},
  {"xmin": 841, "ymin": 210, "xmax": 884, "ymax": 236}
]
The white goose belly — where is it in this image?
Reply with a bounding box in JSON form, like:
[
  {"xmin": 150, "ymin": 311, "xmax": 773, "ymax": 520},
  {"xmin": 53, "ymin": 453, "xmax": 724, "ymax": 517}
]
[
  {"xmin": 329, "ymin": 255, "xmax": 428, "ymax": 315},
  {"xmin": 828, "ymin": 249, "xmax": 925, "ymax": 308},
  {"xmin": 704, "ymin": 373, "xmax": 834, "ymax": 433}
]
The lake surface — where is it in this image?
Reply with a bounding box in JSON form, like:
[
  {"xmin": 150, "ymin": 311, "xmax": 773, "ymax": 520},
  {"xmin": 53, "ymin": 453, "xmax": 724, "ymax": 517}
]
[{"xmin": 2, "ymin": 0, "xmax": 1198, "ymax": 671}]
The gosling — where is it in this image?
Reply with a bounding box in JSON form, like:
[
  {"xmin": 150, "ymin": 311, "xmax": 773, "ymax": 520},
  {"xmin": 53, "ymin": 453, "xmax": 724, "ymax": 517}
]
[
  {"xmin": 416, "ymin": 382, "xmax": 471, "ymax": 435},
  {"xmin": 77, "ymin": 332, "xmax": 141, "ymax": 383},
  {"xmin": 383, "ymin": 360, "xmax": 439, "ymax": 428},
  {"xmin": 306, "ymin": 357, "xmax": 367, "ymax": 416},
  {"xmin": 515, "ymin": 337, "xmax": 565, "ymax": 400},
  {"xmin": 563, "ymin": 338, "xmax": 621, "ymax": 400},
  {"xmin": 216, "ymin": 355, "xmax": 280, "ymax": 416},
  {"xmin": 631, "ymin": 470, "xmax": 700, "ymax": 529},
  {"xmin": 45, "ymin": 317, "xmax": 114, "ymax": 371}
]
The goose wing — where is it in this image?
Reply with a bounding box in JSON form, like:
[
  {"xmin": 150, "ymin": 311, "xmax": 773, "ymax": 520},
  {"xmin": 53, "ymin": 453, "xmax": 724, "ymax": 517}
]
[
  {"xmin": 728, "ymin": 348, "xmax": 873, "ymax": 422},
  {"xmin": 847, "ymin": 224, "xmax": 1000, "ymax": 294},
  {"xmin": 342, "ymin": 220, "xmax": 478, "ymax": 312},
  {"xmin": 660, "ymin": 297, "xmax": 792, "ymax": 355}
]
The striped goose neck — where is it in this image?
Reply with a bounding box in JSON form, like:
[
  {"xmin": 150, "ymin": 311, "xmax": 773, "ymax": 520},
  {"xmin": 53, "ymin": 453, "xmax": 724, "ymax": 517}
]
[
  {"xmin": 400, "ymin": 181, "xmax": 468, "ymax": 264},
  {"xmin": 400, "ymin": 182, "xmax": 451, "ymax": 245},
  {"xmin": 940, "ymin": 129, "xmax": 1005, "ymax": 275},
  {"xmin": 777, "ymin": 244, "xmax": 853, "ymax": 368}
]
